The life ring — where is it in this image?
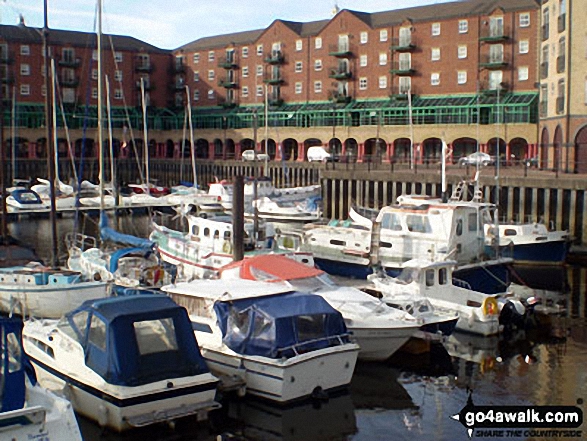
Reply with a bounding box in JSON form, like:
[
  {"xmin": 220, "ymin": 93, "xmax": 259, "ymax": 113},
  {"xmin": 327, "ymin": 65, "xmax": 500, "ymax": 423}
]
[
  {"xmin": 222, "ymin": 240, "xmax": 233, "ymax": 254},
  {"xmin": 482, "ymin": 297, "xmax": 499, "ymax": 316}
]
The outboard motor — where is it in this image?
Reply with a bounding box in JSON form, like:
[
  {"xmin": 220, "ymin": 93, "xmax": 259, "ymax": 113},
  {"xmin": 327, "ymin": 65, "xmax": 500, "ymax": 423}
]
[{"xmin": 498, "ymin": 298, "xmax": 526, "ymax": 331}]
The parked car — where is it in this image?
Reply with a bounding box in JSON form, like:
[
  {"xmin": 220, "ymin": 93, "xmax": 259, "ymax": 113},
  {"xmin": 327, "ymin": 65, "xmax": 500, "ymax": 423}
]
[
  {"xmin": 524, "ymin": 156, "xmax": 539, "ymax": 167},
  {"xmin": 458, "ymin": 152, "xmax": 494, "ymax": 167},
  {"xmin": 241, "ymin": 150, "xmax": 270, "ymax": 161},
  {"xmin": 307, "ymin": 146, "xmax": 333, "ymax": 162}
]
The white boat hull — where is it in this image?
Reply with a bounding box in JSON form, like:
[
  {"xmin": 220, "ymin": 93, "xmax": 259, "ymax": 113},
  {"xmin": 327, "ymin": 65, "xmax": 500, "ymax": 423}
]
[
  {"xmin": 349, "ymin": 326, "xmax": 417, "ymax": 361},
  {"xmin": 201, "ymin": 344, "xmax": 359, "ymax": 403}
]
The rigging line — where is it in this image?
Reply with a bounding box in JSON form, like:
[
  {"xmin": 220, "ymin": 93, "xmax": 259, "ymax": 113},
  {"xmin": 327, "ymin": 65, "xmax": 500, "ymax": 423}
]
[{"xmin": 53, "ymin": 67, "xmax": 79, "ymax": 187}]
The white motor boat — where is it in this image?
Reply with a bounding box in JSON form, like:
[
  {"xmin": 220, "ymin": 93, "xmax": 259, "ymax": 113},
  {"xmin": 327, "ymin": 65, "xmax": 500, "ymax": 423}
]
[
  {"xmin": 218, "ymin": 254, "xmax": 421, "ymax": 361},
  {"xmin": 0, "ymin": 264, "xmax": 110, "ymax": 319},
  {"xmin": 23, "ymin": 295, "xmax": 220, "ymax": 432},
  {"xmin": 248, "ymin": 195, "xmax": 323, "ymax": 223},
  {"xmin": 367, "ymin": 259, "xmax": 526, "ymax": 336},
  {"xmin": 0, "ymin": 316, "xmax": 83, "ymax": 441},
  {"xmin": 162, "ymin": 279, "xmax": 360, "ymax": 403}
]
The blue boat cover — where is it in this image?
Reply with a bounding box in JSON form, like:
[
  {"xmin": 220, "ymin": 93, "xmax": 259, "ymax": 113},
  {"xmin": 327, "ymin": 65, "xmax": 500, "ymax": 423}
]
[
  {"xmin": 64, "ymin": 295, "xmax": 210, "ymax": 386},
  {"xmin": 213, "ymin": 291, "xmax": 350, "ymax": 359},
  {"xmin": 107, "ymin": 247, "xmax": 155, "ymax": 274},
  {"xmin": 10, "ymin": 189, "xmax": 43, "ymax": 205},
  {"xmin": 100, "ymin": 213, "xmax": 155, "ymax": 249},
  {"xmin": 1, "ymin": 317, "xmax": 36, "ymax": 413}
]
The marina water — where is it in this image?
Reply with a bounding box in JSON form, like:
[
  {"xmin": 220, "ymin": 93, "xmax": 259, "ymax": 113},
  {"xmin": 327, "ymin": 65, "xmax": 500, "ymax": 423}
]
[{"xmin": 9, "ymin": 213, "xmax": 587, "ymax": 441}]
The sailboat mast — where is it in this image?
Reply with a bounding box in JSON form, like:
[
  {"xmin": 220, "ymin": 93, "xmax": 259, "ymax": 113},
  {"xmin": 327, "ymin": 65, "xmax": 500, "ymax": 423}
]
[
  {"xmin": 141, "ymin": 78, "xmax": 150, "ymax": 194},
  {"xmin": 185, "ymin": 85, "xmax": 197, "ymax": 189},
  {"xmin": 97, "ymin": 0, "xmax": 105, "ymax": 210},
  {"xmin": 264, "ymin": 84, "xmax": 269, "ymax": 177}
]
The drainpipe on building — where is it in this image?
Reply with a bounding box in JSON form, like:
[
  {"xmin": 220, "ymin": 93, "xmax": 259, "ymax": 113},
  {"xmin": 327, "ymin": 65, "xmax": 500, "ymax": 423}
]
[{"xmin": 564, "ymin": 8, "xmax": 572, "ymax": 173}]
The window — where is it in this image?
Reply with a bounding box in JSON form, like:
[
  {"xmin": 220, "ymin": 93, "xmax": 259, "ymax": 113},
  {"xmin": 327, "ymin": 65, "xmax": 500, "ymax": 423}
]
[
  {"xmin": 431, "ymin": 73, "xmax": 440, "ymax": 86},
  {"xmin": 256, "ymin": 44, "xmax": 263, "ymax": 56},
  {"xmin": 207, "ymin": 89, "xmax": 215, "ymax": 100},
  {"xmin": 315, "ymin": 37, "xmax": 322, "ymax": 49},
  {"xmin": 114, "ymin": 89, "xmax": 123, "ymax": 100},
  {"xmin": 256, "ymin": 65, "xmax": 263, "ymax": 76},
  {"xmin": 314, "ymin": 80, "xmax": 322, "ymax": 93},
  {"xmin": 295, "ymin": 61, "xmax": 302, "ymax": 73},
  {"xmin": 89, "ymin": 315, "xmax": 107, "ymax": 351},
  {"xmin": 20, "ymin": 84, "xmax": 30, "ymax": 96},
  {"xmin": 519, "ymin": 40, "xmax": 529, "ymax": 54},
  {"xmin": 295, "ymin": 82, "xmax": 302, "ymax": 94},
  {"xmin": 399, "ymin": 77, "xmax": 412, "ymax": 94},
  {"xmin": 296, "ymin": 40, "xmax": 303, "ymax": 51},
  {"xmin": 134, "ymin": 318, "xmax": 178, "ymax": 356},
  {"xmin": 379, "ymin": 52, "xmax": 387, "ymax": 66},
  {"xmin": 519, "ymin": 13, "xmax": 530, "ymax": 27},
  {"xmin": 256, "ymin": 85, "xmax": 263, "ymax": 96},
  {"xmin": 359, "ymin": 77, "xmax": 367, "ymax": 90},
  {"xmin": 432, "ymin": 23, "xmax": 441, "ymax": 36},
  {"xmin": 242, "ymin": 66, "xmax": 248, "ymax": 77},
  {"xmin": 114, "ymin": 52, "xmax": 122, "ymax": 62},
  {"xmin": 91, "ymin": 69, "xmax": 98, "ymax": 80},
  {"xmin": 114, "ymin": 70, "xmax": 122, "ymax": 81},
  {"xmin": 360, "ymin": 31, "xmax": 368, "ymax": 44},
  {"xmin": 360, "ymin": 54, "xmax": 367, "ymax": 67},
  {"xmin": 426, "ymin": 270, "xmax": 435, "ymax": 287},
  {"xmin": 242, "ymin": 46, "xmax": 249, "ymax": 58},
  {"xmin": 20, "ymin": 64, "xmax": 30, "ymax": 76},
  {"xmin": 406, "ymin": 214, "xmax": 432, "ymax": 233},
  {"xmin": 380, "ymin": 29, "xmax": 388, "ymax": 42},
  {"xmin": 431, "ymin": 48, "xmax": 440, "ymax": 61},
  {"xmin": 379, "ymin": 76, "xmax": 387, "ymax": 89},
  {"xmin": 193, "ymin": 53, "xmax": 200, "ymax": 63},
  {"xmin": 20, "ymin": 45, "xmax": 30, "ymax": 56},
  {"xmin": 458, "ymin": 45, "xmax": 468, "ymax": 59},
  {"xmin": 191, "ymin": 71, "xmax": 198, "ymax": 82},
  {"xmin": 208, "ymin": 70, "xmax": 215, "ymax": 80},
  {"xmin": 458, "ymin": 71, "xmax": 467, "ymax": 84},
  {"xmin": 194, "ymin": 90, "xmax": 200, "ymax": 101},
  {"xmin": 518, "ymin": 66, "xmax": 529, "ymax": 81},
  {"xmin": 208, "ymin": 51, "xmax": 215, "ymax": 62},
  {"xmin": 459, "ymin": 20, "xmax": 468, "ymax": 34},
  {"xmin": 314, "ymin": 59, "xmax": 322, "ymax": 71},
  {"xmin": 242, "ymin": 86, "xmax": 248, "ymax": 98}
]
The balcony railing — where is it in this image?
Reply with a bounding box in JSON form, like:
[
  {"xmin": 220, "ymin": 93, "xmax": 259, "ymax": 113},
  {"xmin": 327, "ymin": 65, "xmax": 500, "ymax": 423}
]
[
  {"xmin": 268, "ymin": 97, "xmax": 284, "ymax": 107},
  {"xmin": 479, "ymin": 25, "xmax": 510, "ymax": 42},
  {"xmin": 389, "ymin": 61, "xmax": 416, "ymax": 75},
  {"xmin": 480, "ymin": 81, "xmax": 509, "ymax": 95},
  {"xmin": 59, "ymin": 77, "xmax": 79, "ymax": 87},
  {"xmin": 540, "ymin": 62, "xmax": 549, "ymax": 79},
  {"xmin": 264, "ymin": 51, "xmax": 284, "ymax": 64},
  {"xmin": 0, "ymin": 50, "xmax": 14, "ymax": 64},
  {"xmin": 389, "ymin": 85, "xmax": 416, "ymax": 99},
  {"xmin": 218, "ymin": 77, "xmax": 238, "ymax": 88},
  {"xmin": 479, "ymin": 53, "xmax": 510, "ymax": 69},
  {"xmin": 556, "ymin": 56, "xmax": 565, "ymax": 73},
  {"xmin": 328, "ymin": 44, "xmax": 353, "ymax": 57},
  {"xmin": 135, "ymin": 63, "xmax": 153, "ymax": 73},
  {"xmin": 390, "ymin": 37, "xmax": 417, "ymax": 51},
  {"xmin": 138, "ymin": 81, "xmax": 155, "ymax": 90},
  {"xmin": 328, "ymin": 68, "xmax": 352, "ymax": 80},
  {"xmin": 58, "ymin": 57, "xmax": 81, "ymax": 68},
  {"xmin": 263, "ymin": 74, "xmax": 284, "ymax": 85},
  {"xmin": 218, "ymin": 56, "xmax": 238, "ymax": 69}
]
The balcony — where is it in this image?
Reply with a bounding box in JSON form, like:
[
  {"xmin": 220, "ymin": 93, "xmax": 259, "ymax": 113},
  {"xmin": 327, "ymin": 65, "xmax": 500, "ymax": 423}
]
[
  {"xmin": 558, "ymin": 14, "xmax": 566, "ymax": 33},
  {"xmin": 556, "ymin": 96, "xmax": 565, "ymax": 114},
  {"xmin": 58, "ymin": 77, "xmax": 79, "ymax": 87},
  {"xmin": 540, "ymin": 62, "xmax": 549, "ymax": 79},
  {"xmin": 218, "ymin": 77, "xmax": 238, "ymax": 88},
  {"xmin": 263, "ymin": 74, "xmax": 284, "ymax": 85},
  {"xmin": 218, "ymin": 56, "xmax": 238, "ymax": 69},
  {"xmin": 328, "ymin": 44, "xmax": 353, "ymax": 58},
  {"xmin": 389, "ymin": 85, "xmax": 416, "ymax": 100},
  {"xmin": 0, "ymin": 51, "xmax": 14, "ymax": 64},
  {"xmin": 138, "ymin": 81, "xmax": 155, "ymax": 91},
  {"xmin": 172, "ymin": 63, "xmax": 186, "ymax": 74},
  {"xmin": 480, "ymin": 81, "xmax": 509, "ymax": 95},
  {"xmin": 479, "ymin": 25, "xmax": 510, "ymax": 43},
  {"xmin": 135, "ymin": 62, "xmax": 153, "ymax": 73},
  {"xmin": 58, "ymin": 57, "xmax": 81, "ymax": 68},
  {"xmin": 0, "ymin": 74, "xmax": 15, "ymax": 84},
  {"xmin": 390, "ymin": 37, "xmax": 416, "ymax": 52},
  {"xmin": 328, "ymin": 68, "xmax": 352, "ymax": 80},
  {"xmin": 479, "ymin": 53, "xmax": 509, "ymax": 69},
  {"xmin": 268, "ymin": 97, "xmax": 284, "ymax": 107},
  {"xmin": 556, "ymin": 56, "xmax": 565, "ymax": 73},
  {"xmin": 219, "ymin": 99, "xmax": 237, "ymax": 109},
  {"xmin": 541, "ymin": 24, "xmax": 549, "ymax": 41},
  {"xmin": 389, "ymin": 61, "xmax": 416, "ymax": 75},
  {"xmin": 264, "ymin": 51, "xmax": 285, "ymax": 64}
]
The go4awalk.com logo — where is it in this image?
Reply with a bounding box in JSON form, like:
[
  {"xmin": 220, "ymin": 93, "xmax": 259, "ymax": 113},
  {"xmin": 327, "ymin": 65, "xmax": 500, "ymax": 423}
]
[{"xmin": 451, "ymin": 392, "xmax": 583, "ymax": 438}]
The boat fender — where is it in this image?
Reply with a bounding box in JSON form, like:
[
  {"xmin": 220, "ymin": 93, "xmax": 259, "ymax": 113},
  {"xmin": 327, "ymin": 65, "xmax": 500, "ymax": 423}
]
[
  {"xmin": 482, "ymin": 297, "xmax": 498, "ymax": 316},
  {"xmin": 222, "ymin": 240, "xmax": 233, "ymax": 254}
]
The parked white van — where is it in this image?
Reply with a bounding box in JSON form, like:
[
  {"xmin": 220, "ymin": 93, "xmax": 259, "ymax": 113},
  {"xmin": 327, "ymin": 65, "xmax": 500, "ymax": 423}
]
[
  {"xmin": 307, "ymin": 146, "xmax": 332, "ymax": 162},
  {"xmin": 242, "ymin": 150, "xmax": 270, "ymax": 161}
]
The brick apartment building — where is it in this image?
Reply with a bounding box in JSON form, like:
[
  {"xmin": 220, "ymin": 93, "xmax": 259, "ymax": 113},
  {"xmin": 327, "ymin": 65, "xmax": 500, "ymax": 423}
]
[{"xmin": 0, "ymin": 0, "xmax": 584, "ymax": 171}]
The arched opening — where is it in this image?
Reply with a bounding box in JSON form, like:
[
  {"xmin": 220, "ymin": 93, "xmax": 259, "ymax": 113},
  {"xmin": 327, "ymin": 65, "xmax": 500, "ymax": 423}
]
[
  {"xmin": 487, "ymin": 137, "xmax": 506, "ymax": 164},
  {"xmin": 195, "ymin": 138, "xmax": 209, "ymax": 159},
  {"xmin": 282, "ymin": 138, "xmax": 298, "ymax": 161},
  {"xmin": 393, "ymin": 138, "xmax": 411, "ymax": 164},
  {"xmin": 452, "ymin": 137, "xmax": 478, "ymax": 162},
  {"xmin": 422, "ymin": 137, "xmax": 443, "ymax": 164},
  {"xmin": 8, "ymin": 137, "xmax": 30, "ymax": 158},
  {"xmin": 575, "ymin": 125, "xmax": 587, "ymax": 174},
  {"xmin": 509, "ymin": 138, "xmax": 528, "ymax": 164},
  {"xmin": 35, "ymin": 138, "xmax": 47, "ymax": 159},
  {"xmin": 213, "ymin": 139, "xmax": 223, "ymax": 160},
  {"xmin": 328, "ymin": 138, "xmax": 343, "ymax": 160},
  {"xmin": 74, "ymin": 138, "xmax": 96, "ymax": 158},
  {"xmin": 178, "ymin": 139, "xmax": 191, "ymax": 158},
  {"xmin": 343, "ymin": 138, "xmax": 358, "ymax": 163},
  {"xmin": 56, "ymin": 137, "xmax": 69, "ymax": 158},
  {"xmin": 540, "ymin": 127, "xmax": 549, "ymax": 169},
  {"xmin": 225, "ymin": 139, "xmax": 236, "ymax": 159},
  {"xmin": 304, "ymin": 138, "xmax": 322, "ymax": 160},
  {"xmin": 364, "ymin": 138, "xmax": 387, "ymax": 163},
  {"xmin": 553, "ymin": 125, "xmax": 563, "ymax": 173},
  {"xmin": 260, "ymin": 138, "xmax": 277, "ymax": 159},
  {"xmin": 164, "ymin": 139, "xmax": 175, "ymax": 158}
]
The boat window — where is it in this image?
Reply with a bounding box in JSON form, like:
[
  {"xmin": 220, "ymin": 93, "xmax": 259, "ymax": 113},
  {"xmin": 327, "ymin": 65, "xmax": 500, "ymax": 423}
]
[
  {"xmin": 380, "ymin": 213, "xmax": 402, "ymax": 231},
  {"xmin": 296, "ymin": 314, "xmax": 325, "ymax": 342},
  {"xmin": 27, "ymin": 336, "xmax": 55, "ymax": 359},
  {"xmin": 456, "ymin": 219, "xmax": 463, "ymax": 236},
  {"xmin": 425, "ymin": 269, "xmax": 435, "ymax": 287},
  {"xmin": 6, "ymin": 332, "xmax": 22, "ymax": 373},
  {"xmin": 133, "ymin": 318, "xmax": 179, "ymax": 355},
  {"xmin": 204, "ymin": 228, "xmax": 210, "ymax": 237},
  {"xmin": 329, "ymin": 239, "xmax": 345, "ymax": 246},
  {"xmin": 439, "ymin": 267, "xmax": 448, "ymax": 285},
  {"xmin": 88, "ymin": 315, "xmax": 107, "ymax": 351},
  {"xmin": 252, "ymin": 312, "xmax": 273, "ymax": 338},
  {"xmin": 214, "ymin": 230, "xmax": 220, "ymax": 239},
  {"xmin": 224, "ymin": 231, "xmax": 231, "ymax": 240},
  {"xmin": 504, "ymin": 229, "xmax": 517, "ymax": 236},
  {"xmin": 397, "ymin": 268, "xmax": 417, "ymax": 284},
  {"xmin": 191, "ymin": 225, "xmax": 199, "ymax": 236},
  {"xmin": 228, "ymin": 307, "xmax": 251, "ymax": 336},
  {"xmin": 59, "ymin": 310, "xmax": 88, "ymax": 342},
  {"xmin": 192, "ymin": 321, "xmax": 213, "ymax": 333},
  {"xmin": 406, "ymin": 215, "xmax": 432, "ymax": 233},
  {"xmin": 468, "ymin": 213, "xmax": 478, "ymax": 231}
]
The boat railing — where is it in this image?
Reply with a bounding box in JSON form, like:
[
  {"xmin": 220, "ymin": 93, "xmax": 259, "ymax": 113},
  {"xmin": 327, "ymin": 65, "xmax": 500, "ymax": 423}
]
[
  {"xmin": 64, "ymin": 232, "xmax": 97, "ymax": 253},
  {"xmin": 277, "ymin": 333, "xmax": 352, "ymax": 357},
  {"xmin": 452, "ymin": 277, "xmax": 472, "ymax": 290}
]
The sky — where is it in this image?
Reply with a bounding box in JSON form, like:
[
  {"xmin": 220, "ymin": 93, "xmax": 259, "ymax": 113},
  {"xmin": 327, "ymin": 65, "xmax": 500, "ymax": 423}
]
[{"xmin": 1, "ymin": 0, "xmax": 454, "ymax": 50}]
